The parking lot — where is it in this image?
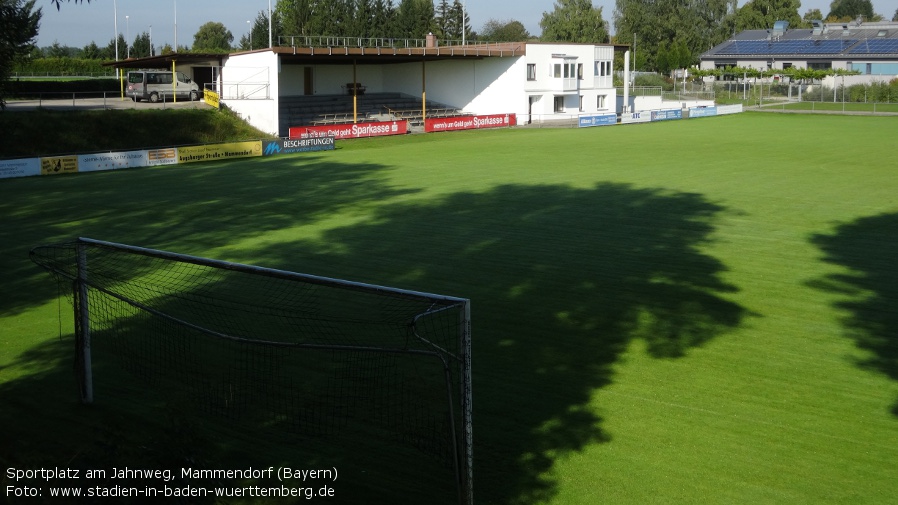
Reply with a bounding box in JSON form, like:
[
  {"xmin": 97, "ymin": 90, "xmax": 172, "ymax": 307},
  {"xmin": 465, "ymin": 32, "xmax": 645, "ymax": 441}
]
[{"xmin": 5, "ymin": 94, "xmax": 211, "ymax": 111}]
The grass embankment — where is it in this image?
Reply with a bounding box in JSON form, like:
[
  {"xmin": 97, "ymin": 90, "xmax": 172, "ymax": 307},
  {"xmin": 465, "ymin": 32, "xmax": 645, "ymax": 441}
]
[{"xmin": 0, "ymin": 108, "xmax": 276, "ymax": 158}]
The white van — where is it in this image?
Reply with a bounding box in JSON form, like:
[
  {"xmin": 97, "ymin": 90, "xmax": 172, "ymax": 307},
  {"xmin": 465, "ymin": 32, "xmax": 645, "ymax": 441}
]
[{"xmin": 126, "ymin": 70, "xmax": 200, "ymax": 103}]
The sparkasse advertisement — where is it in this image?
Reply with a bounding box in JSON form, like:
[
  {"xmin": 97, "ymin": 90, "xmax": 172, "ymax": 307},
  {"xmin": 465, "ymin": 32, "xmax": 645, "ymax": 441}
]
[
  {"xmin": 289, "ymin": 121, "xmax": 407, "ymax": 140},
  {"xmin": 424, "ymin": 114, "xmax": 516, "ymax": 133}
]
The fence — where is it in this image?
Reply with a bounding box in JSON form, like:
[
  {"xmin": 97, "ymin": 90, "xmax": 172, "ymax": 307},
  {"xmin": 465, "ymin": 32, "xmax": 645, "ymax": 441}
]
[{"xmin": 713, "ymin": 81, "xmax": 898, "ymax": 105}]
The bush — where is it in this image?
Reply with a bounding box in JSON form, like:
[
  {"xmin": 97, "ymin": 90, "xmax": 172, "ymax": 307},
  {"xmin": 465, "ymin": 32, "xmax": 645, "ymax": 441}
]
[
  {"xmin": 12, "ymin": 58, "xmax": 114, "ymax": 78},
  {"xmin": 7, "ymin": 79, "xmax": 121, "ymax": 98},
  {"xmin": 633, "ymin": 73, "xmax": 674, "ymax": 91}
]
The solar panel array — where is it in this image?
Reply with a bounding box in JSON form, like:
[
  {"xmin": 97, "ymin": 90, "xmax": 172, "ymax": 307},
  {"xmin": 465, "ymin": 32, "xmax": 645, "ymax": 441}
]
[
  {"xmin": 718, "ymin": 39, "xmax": 859, "ymax": 55},
  {"xmin": 848, "ymin": 39, "xmax": 898, "ymax": 54}
]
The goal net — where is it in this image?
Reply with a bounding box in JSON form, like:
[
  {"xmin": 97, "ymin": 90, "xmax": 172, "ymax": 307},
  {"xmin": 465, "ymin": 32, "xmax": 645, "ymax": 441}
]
[{"xmin": 30, "ymin": 237, "xmax": 472, "ymax": 504}]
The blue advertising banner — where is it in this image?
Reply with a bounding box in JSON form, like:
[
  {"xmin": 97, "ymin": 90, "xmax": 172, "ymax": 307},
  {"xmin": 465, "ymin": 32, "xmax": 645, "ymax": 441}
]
[
  {"xmin": 688, "ymin": 107, "xmax": 718, "ymax": 118},
  {"xmin": 263, "ymin": 137, "xmax": 336, "ymax": 156},
  {"xmin": 578, "ymin": 114, "xmax": 618, "ymax": 128},
  {"xmin": 651, "ymin": 109, "xmax": 683, "ymax": 121}
]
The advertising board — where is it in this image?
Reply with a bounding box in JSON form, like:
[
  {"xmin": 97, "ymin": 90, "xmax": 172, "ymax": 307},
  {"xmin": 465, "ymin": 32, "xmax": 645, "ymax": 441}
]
[
  {"xmin": 40, "ymin": 156, "xmax": 79, "ymax": 176},
  {"xmin": 290, "ymin": 121, "xmax": 407, "ymax": 140},
  {"xmin": 424, "ymin": 114, "xmax": 516, "ymax": 133},
  {"xmin": 716, "ymin": 104, "xmax": 743, "ymax": 115},
  {"xmin": 263, "ymin": 137, "xmax": 336, "ymax": 156},
  {"xmin": 78, "ymin": 151, "xmax": 148, "ymax": 172},
  {"xmin": 578, "ymin": 114, "xmax": 618, "ymax": 128},
  {"xmin": 620, "ymin": 112, "xmax": 651, "ymax": 124},
  {"xmin": 651, "ymin": 109, "xmax": 683, "ymax": 121},
  {"xmin": 178, "ymin": 141, "xmax": 263, "ymax": 164},
  {"xmin": 688, "ymin": 107, "xmax": 718, "ymax": 119},
  {"xmin": 0, "ymin": 158, "xmax": 40, "ymax": 179}
]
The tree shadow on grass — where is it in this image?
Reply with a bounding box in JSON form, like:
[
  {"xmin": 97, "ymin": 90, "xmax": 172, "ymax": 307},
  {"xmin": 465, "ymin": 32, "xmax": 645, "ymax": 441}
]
[
  {"xmin": 810, "ymin": 213, "xmax": 898, "ymax": 417},
  {"xmin": 0, "ymin": 155, "xmax": 416, "ymax": 317},
  {"xmin": 246, "ymin": 182, "xmax": 748, "ymax": 504},
  {"xmin": 2, "ymin": 167, "xmax": 748, "ymax": 503}
]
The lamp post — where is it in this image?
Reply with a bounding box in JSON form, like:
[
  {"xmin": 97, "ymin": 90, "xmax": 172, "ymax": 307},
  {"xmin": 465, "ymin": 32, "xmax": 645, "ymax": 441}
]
[
  {"xmin": 247, "ymin": 20, "xmax": 252, "ymax": 51},
  {"xmin": 126, "ymin": 15, "xmax": 130, "ymax": 58},
  {"xmin": 113, "ymin": 0, "xmax": 118, "ymax": 61},
  {"xmin": 149, "ymin": 25, "xmax": 153, "ymax": 57}
]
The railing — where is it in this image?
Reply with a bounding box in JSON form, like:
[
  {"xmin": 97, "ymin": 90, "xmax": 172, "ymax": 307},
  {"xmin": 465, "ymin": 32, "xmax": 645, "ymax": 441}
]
[
  {"xmin": 616, "ymin": 86, "xmax": 663, "ymax": 97},
  {"xmin": 218, "ymin": 83, "xmax": 270, "ymax": 100},
  {"xmin": 277, "ymin": 35, "xmax": 524, "ymax": 55},
  {"xmin": 4, "ymin": 91, "xmax": 208, "ymax": 110},
  {"xmin": 11, "ymin": 72, "xmax": 118, "ymax": 79},
  {"xmin": 662, "ymin": 91, "xmax": 716, "ymax": 102}
]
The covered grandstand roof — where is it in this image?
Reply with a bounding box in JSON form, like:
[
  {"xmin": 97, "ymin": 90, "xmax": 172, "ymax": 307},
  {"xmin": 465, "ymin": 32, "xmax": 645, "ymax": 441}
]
[{"xmin": 702, "ymin": 21, "xmax": 898, "ymax": 60}]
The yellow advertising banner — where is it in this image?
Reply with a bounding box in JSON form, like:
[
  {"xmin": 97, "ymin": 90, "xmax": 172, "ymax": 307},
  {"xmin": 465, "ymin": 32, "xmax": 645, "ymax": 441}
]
[
  {"xmin": 203, "ymin": 89, "xmax": 220, "ymax": 109},
  {"xmin": 40, "ymin": 156, "xmax": 79, "ymax": 175},
  {"xmin": 177, "ymin": 141, "xmax": 263, "ymax": 164}
]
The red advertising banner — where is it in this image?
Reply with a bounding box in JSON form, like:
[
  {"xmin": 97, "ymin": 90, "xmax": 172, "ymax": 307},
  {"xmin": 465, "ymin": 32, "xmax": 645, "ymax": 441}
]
[
  {"xmin": 425, "ymin": 114, "xmax": 517, "ymax": 133},
  {"xmin": 289, "ymin": 121, "xmax": 407, "ymax": 140}
]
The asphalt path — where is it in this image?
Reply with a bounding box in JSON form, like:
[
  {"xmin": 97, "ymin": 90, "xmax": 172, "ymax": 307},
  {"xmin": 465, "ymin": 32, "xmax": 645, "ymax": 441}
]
[{"xmin": 5, "ymin": 95, "xmax": 211, "ymax": 112}]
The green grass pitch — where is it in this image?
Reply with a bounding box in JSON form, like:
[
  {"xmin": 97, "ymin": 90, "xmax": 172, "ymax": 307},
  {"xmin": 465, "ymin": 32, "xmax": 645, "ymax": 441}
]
[{"xmin": 1, "ymin": 112, "xmax": 897, "ymax": 504}]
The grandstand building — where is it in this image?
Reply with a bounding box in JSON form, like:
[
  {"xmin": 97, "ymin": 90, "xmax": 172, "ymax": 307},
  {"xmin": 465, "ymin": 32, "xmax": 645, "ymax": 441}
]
[
  {"xmin": 700, "ymin": 20, "xmax": 898, "ymax": 83},
  {"xmin": 212, "ymin": 37, "xmax": 617, "ymax": 136}
]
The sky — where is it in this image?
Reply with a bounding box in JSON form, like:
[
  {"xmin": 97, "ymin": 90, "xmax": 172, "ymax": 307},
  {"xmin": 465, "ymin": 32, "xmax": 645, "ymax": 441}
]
[{"xmin": 35, "ymin": 0, "xmax": 897, "ymax": 50}]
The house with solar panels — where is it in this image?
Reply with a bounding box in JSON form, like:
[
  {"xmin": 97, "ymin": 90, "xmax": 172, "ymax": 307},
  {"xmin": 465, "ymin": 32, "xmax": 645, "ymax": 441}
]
[{"xmin": 700, "ymin": 20, "xmax": 898, "ymax": 84}]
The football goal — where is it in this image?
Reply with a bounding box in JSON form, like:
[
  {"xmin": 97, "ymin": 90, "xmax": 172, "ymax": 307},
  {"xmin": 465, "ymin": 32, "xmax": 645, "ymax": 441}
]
[{"xmin": 31, "ymin": 237, "xmax": 472, "ymax": 505}]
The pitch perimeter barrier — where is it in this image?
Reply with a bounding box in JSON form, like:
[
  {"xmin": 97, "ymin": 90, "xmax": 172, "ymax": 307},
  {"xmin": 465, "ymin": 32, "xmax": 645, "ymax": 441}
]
[
  {"xmin": 578, "ymin": 113, "xmax": 618, "ymax": 128},
  {"xmin": 620, "ymin": 112, "xmax": 652, "ymax": 124},
  {"xmin": 0, "ymin": 138, "xmax": 335, "ymax": 180},
  {"xmin": 715, "ymin": 104, "xmax": 744, "ymax": 115},
  {"xmin": 425, "ymin": 114, "xmax": 517, "ymax": 132},
  {"xmin": 290, "ymin": 120, "xmax": 407, "ymax": 140},
  {"xmin": 651, "ymin": 109, "xmax": 683, "ymax": 121},
  {"xmin": 688, "ymin": 106, "xmax": 717, "ymax": 119},
  {"xmin": 264, "ymin": 137, "xmax": 336, "ymax": 156}
]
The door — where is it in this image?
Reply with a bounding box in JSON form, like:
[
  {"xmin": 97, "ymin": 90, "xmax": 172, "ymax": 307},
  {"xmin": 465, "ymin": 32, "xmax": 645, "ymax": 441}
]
[{"xmin": 304, "ymin": 67, "xmax": 313, "ymax": 95}]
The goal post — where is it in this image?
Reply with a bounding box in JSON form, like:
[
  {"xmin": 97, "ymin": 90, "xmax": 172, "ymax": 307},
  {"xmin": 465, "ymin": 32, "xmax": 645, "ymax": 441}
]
[{"xmin": 31, "ymin": 237, "xmax": 473, "ymax": 505}]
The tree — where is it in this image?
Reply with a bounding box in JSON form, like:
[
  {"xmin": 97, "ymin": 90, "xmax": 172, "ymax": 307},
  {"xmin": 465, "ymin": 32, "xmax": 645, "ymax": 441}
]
[
  {"xmin": 369, "ymin": 0, "xmax": 396, "ymax": 38},
  {"xmin": 614, "ymin": 0, "xmax": 734, "ymax": 71},
  {"xmin": 826, "ymin": 0, "xmax": 874, "ymax": 21},
  {"xmin": 448, "ymin": 0, "xmax": 471, "ymax": 40},
  {"xmin": 275, "ymin": 0, "xmax": 314, "ymax": 37},
  {"xmin": 434, "ymin": 0, "xmax": 452, "ymax": 38},
  {"xmin": 540, "ymin": 0, "xmax": 609, "ymax": 43},
  {"xmin": 893, "ymin": 7, "xmax": 898, "ymax": 21},
  {"xmin": 480, "ymin": 19, "xmax": 531, "ymax": 41},
  {"xmin": 131, "ymin": 31, "xmax": 151, "ymax": 58},
  {"xmin": 192, "ymin": 21, "xmax": 234, "ymax": 52},
  {"xmin": 101, "ymin": 34, "xmax": 127, "ymax": 60},
  {"xmin": 803, "ymin": 8, "xmax": 824, "ymax": 26},
  {"xmin": 733, "ymin": 0, "xmax": 802, "ymax": 31},
  {"xmin": 46, "ymin": 41, "xmax": 70, "ymax": 58},
  {"xmin": 1, "ymin": 0, "xmax": 41, "ymax": 109},
  {"xmin": 81, "ymin": 41, "xmax": 101, "ymax": 59},
  {"xmin": 239, "ymin": 10, "xmax": 273, "ymax": 50},
  {"xmin": 49, "ymin": 0, "xmax": 87, "ymax": 10},
  {"xmin": 395, "ymin": 0, "xmax": 434, "ymax": 39}
]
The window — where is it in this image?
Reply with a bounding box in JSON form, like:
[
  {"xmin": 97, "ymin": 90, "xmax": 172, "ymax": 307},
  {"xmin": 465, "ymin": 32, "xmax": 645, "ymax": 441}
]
[
  {"xmin": 527, "ymin": 64, "xmax": 536, "ymax": 81},
  {"xmin": 597, "ymin": 95, "xmax": 606, "ymax": 109},
  {"xmin": 579, "ymin": 96, "xmax": 584, "ymax": 111},
  {"xmin": 554, "ymin": 96, "xmax": 564, "ymax": 112},
  {"xmin": 578, "ymin": 63, "xmax": 584, "ymax": 80},
  {"xmin": 564, "ymin": 64, "xmax": 570, "ymax": 78},
  {"xmin": 595, "ymin": 61, "xmax": 601, "ymax": 76},
  {"xmin": 554, "ymin": 64, "xmax": 561, "ymax": 78}
]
